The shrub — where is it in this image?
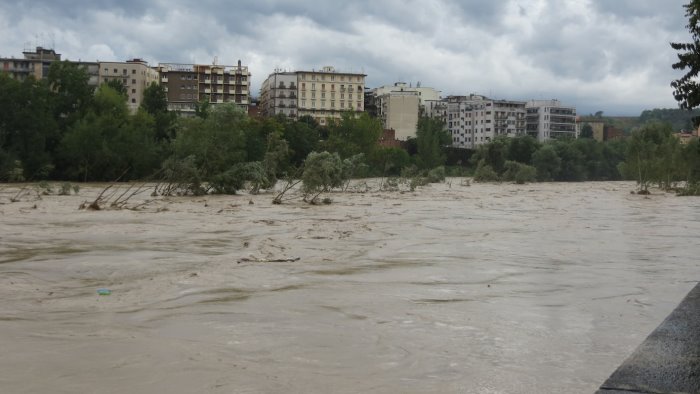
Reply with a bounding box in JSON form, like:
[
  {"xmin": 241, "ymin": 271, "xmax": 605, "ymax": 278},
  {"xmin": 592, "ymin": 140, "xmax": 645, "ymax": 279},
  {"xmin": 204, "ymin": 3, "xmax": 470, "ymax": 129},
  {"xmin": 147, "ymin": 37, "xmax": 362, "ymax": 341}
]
[
  {"xmin": 473, "ymin": 160, "xmax": 499, "ymax": 182},
  {"xmin": 302, "ymin": 151, "xmax": 345, "ymax": 202},
  {"xmin": 426, "ymin": 166, "xmax": 446, "ymax": 183}
]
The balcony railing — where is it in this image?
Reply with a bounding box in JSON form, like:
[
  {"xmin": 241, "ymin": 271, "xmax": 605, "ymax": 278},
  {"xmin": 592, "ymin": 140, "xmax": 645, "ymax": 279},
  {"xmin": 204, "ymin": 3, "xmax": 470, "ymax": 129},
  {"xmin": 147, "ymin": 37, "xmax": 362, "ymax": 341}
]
[
  {"xmin": 161, "ymin": 77, "xmax": 168, "ymax": 83},
  {"xmin": 204, "ymin": 79, "xmax": 211, "ymax": 84}
]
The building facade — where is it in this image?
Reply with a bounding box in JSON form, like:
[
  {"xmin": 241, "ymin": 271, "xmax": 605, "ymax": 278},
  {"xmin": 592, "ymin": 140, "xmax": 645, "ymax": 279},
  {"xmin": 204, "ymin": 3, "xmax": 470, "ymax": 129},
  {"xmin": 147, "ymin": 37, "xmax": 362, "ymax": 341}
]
[
  {"xmin": 439, "ymin": 95, "xmax": 526, "ymax": 149},
  {"xmin": 526, "ymin": 100, "xmax": 577, "ymax": 141},
  {"xmin": 259, "ymin": 71, "xmax": 298, "ymax": 118},
  {"xmin": 378, "ymin": 91, "xmax": 420, "ymax": 140},
  {"xmin": 1, "ymin": 46, "xmax": 61, "ymax": 81},
  {"xmin": 158, "ymin": 61, "xmax": 251, "ymax": 114},
  {"xmin": 260, "ymin": 66, "xmax": 365, "ymax": 126},
  {"xmin": 371, "ymin": 82, "xmax": 440, "ymax": 110},
  {"xmin": 98, "ymin": 59, "xmax": 159, "ymax": 112},
  {"xmin": 365, "ymin": 82, "xmax": 440, "ymax": 140}
]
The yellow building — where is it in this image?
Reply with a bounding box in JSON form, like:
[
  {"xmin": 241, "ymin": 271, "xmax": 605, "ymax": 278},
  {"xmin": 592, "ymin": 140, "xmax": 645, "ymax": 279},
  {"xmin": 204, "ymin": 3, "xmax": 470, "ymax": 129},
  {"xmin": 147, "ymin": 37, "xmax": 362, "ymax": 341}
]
[{"xmin": 296, "ymin": 66, "xmax": 366, "ymax": 125}]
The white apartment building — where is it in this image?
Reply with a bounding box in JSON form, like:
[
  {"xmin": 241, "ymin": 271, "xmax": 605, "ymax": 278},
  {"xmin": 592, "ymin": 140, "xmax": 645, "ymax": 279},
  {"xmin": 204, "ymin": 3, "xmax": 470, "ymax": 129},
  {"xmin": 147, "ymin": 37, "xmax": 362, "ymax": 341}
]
[
  {"xmin": 99, "ymin": 59, "xmax": 159, "ymax": 112},
  {"xmin": 525, "ymin": 100, "xmax": 577, "ymax": 141},
  {"xmin": 260, "ymin": 71, "xmax": 298, "ymax": 118},
  {"xmin": 260, "ymin": 66, "xmax": 365, "ymax": 125},
  {"xmin": 441, "ymin": 95, "xmax": 526, "ymax": 149}
]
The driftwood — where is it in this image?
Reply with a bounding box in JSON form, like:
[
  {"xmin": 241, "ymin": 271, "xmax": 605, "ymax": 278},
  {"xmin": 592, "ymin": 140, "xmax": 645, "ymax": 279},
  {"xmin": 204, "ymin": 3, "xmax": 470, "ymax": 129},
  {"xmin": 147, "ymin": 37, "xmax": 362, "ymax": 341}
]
[{"xmin": 237, "ymin": 256, "xmax": 301, "ymax": 264}]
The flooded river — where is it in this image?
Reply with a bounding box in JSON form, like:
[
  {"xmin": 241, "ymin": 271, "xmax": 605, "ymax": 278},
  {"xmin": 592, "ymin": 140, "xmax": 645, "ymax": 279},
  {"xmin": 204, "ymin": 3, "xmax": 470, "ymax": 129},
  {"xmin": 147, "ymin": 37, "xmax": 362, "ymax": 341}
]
[{"xmin": 1, "ymin": 181, "xmax": 699, "ymax": 393}]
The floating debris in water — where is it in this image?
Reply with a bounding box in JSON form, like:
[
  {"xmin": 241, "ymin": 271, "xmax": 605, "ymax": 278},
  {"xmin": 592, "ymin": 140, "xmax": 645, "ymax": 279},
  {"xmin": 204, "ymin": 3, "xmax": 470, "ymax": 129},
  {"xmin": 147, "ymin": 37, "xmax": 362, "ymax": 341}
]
[{"xmin": 97, "ymin": 288, "xmax": 112, "ymax": 296}]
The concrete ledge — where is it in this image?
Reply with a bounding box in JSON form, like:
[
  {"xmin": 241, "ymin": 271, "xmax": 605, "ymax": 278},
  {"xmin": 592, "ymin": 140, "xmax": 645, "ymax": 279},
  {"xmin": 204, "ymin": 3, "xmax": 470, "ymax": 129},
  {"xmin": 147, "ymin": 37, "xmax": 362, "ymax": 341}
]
[{"xmin": 597, "ymin": 282, "xmax": 700, "ymax": 394}]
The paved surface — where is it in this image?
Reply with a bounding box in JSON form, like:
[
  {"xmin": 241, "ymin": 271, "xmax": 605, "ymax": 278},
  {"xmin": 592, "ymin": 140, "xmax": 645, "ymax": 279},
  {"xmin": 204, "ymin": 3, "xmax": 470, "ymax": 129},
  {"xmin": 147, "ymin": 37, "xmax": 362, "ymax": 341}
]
[{"xmin": 597, "ymin": 282, "xmax": 700, "ymax": 394}]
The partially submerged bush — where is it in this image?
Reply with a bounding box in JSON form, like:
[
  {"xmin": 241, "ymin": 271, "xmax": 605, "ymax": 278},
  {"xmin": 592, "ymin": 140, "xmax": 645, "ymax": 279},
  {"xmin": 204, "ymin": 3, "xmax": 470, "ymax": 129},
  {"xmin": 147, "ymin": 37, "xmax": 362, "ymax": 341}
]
[
  {"xmin": 473, "ymin": 160, "xmax": 499, "ymax": 182},
  {"xmin": 302, "ymin": 151, "xmax": 344, "ymax": 203},
  {"xmin": 426, "ymin": 166, "xmax": 446, "ymax": 183},
  {"xmin": 158, "ymin": 155, "xmax": 205, "ymax": 196},
  {"xmin": 501, "ymin": 161, "xmax": 537, "ymax": 184}
]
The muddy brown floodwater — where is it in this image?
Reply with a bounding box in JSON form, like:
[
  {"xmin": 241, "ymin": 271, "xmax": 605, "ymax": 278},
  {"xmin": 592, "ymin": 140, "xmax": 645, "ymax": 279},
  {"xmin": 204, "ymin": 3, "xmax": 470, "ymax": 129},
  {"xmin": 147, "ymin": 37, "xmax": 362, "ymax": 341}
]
[{"xmin": 1, "ymin": 180, "xmax": 699, "ymax": 393}]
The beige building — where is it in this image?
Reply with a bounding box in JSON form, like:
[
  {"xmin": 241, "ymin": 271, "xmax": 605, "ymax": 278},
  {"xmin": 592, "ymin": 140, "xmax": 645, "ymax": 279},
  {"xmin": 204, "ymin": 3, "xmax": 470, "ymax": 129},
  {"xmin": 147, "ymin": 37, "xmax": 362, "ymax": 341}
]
[
  {"xmin": 261, "ymin": 66, "xmax": 365, "ymax": 125},
  {"xmin": 378, "ymin": 91, "xmax": 420, "ymax": 140},
  {"xmin": 98, "ymin": 59, "xmax": 159, "ymax": 112},
  {"xmin": 366, "ymin": 82, "xmax": 440, "ymax": 140},
  {"xmin": 371, "ymin": 82, "xmax": 440, "ymax": 110},
  {"xmin": 1, "ymin": 46, "xmax": 61, "ymax": 81},
  {"xmin": 158, "ymin": 61, "xmax": 251, "ymax": 115}
]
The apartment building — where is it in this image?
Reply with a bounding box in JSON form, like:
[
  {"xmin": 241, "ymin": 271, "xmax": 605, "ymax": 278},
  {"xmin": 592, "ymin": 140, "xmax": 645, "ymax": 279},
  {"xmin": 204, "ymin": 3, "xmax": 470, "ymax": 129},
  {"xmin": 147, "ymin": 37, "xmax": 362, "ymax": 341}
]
[
  {"xmin": 1, "ymin": 46, "xmax": 61, "ymax": 81},
  {"xmin": 377, "ymin": 91, "xmax": 420, "ymax": 140},
  {"xmin": 261, "ymin": 66, "xmax": 365, "ymax": 125},
  {"xmin": 371, "ymin": 82, "xmax": 440, "ymax": 110},
  {"xmin": 365, "ymin": 82, "xmax": 440, "ymax": 140},
  {"xmin": 98, "ymin": 59, "xmax": 159, "ymax": 112},
  {"xmin": 158, "ymin": 60, "xmax": 251, "ymax": 114},
  {"xmin": 440, "ymin": 95, "xmax": 526, "ymax": 149},
  {"xmin": 259, "ymin": 71, "xmax": 298, "ymax": 118},
  {"xmin": 526, "ymin": 100, "xmax": 577, "ymax": 141}
]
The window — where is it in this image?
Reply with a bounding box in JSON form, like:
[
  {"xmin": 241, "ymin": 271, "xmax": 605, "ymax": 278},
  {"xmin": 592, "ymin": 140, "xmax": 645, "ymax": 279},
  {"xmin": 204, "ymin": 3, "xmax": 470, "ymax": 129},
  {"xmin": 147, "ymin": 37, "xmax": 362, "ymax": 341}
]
[
  {"xmin": 302, "ymin": 82, "xmax": 305, "ymax": 89},
  {"xmin": 132, "ymin": 89, "xmax": 136, "ymax": 93},
  {"xmin": 132, "ymin": 79, "xmax": 136, "ymax": 84},
  {"xmin": 312, "ymin": 92, "xmax": 316, "ymax": 99},
  {"xmin": 321, "ymin": 84, "xmax": 325, "ymax": 90},
  {"xmin": 132, "ymin": 69, "xmax": 136, "ymax": 74},
  {"xmin": 123, "ymin": 69, "xmax": 127, "ymax": 74},
  {"xmin": 113, "ymin": 68, "xmax": 118, "ymax": 73},
  {"xmin": 331, "ymin": 101, "xmax": 335, "ymax": 108},
  {"xmin": 311, "ymin": 83, "xmax": 316, "ymax": 90},
  {"xmin": 349, "ymin": 93, "xmax": 353, "ymax": 100},
  {"xmin": 131, "ymin": 98, "xmax": 136, "ymax": 103},
  {"xmin": 311, "ymin": 100, "xmax": 316, "ymax": 108},
  {"xmin": 321, "ymin": 92, "xmax": 325, "ymax": 98}
]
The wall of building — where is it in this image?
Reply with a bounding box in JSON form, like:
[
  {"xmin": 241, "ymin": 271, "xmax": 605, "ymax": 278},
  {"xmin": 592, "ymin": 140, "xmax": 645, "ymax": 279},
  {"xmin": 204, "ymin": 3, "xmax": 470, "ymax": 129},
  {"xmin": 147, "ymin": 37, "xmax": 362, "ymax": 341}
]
[
  {"xmin": 526, "ymin": 100, "xmax": 577, "ymax": 142},
  {"xmin": 260, "ymin": 72, "xmax": 297, "ymax": 118},
  {"xmin": 98, "ymin": 60, "xmax": 159, "ymax": 112},
  {"xmin": 381, "ymin": 92, "xmax": 419, "ymax": 140},
  {"xmin": 158, "ymin": 62, "xmax": 251, "ymax": 114}
]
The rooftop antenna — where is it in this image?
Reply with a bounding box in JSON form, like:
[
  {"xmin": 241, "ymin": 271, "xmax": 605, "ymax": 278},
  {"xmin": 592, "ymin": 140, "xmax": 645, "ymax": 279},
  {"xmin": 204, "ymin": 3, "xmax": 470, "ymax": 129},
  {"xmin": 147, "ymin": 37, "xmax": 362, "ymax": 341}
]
[{"xmin": 213, "ymin": 55, "xmax": 218, "ymax": 65}]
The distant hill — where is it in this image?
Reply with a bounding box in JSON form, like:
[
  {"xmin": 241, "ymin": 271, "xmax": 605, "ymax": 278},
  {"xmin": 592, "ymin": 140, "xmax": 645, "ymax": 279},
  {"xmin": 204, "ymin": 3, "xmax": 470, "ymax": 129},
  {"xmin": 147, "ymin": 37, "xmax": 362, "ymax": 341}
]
[
  {"xmin": 638, "ymin": 108, "xmax": 700, "ymax": 132},
  {"xmin": 579, "ymin": 108, "xmax": 700, "ymax": 134}
]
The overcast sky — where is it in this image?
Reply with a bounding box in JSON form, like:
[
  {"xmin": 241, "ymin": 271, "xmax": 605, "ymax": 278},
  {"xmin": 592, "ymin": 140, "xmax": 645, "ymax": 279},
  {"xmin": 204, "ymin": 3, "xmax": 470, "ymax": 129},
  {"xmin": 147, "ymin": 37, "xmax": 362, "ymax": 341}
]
[{"xmin": 0, "ymin": 0, "xmax": 691, "ymax": 116}]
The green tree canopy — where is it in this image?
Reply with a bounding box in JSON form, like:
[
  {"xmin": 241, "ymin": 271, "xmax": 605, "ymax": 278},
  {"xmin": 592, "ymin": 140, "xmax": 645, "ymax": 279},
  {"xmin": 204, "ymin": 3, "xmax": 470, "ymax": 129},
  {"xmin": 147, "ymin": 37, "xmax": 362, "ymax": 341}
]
[
  {"xmin": 672, "ymin": 0, "xmax": 700, "ymax": 119},
  {"xmin": 415, "ymin": 116, "xmax": 450, "ymax": 169}
]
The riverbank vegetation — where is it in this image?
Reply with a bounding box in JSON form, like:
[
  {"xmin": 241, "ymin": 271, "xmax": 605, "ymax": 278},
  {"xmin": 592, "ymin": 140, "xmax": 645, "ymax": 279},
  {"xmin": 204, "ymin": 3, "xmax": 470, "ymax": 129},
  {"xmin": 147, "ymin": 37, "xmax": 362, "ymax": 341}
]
[{"xmin": 1, "ymin": 62, "xmax": 700, "ymax": 196}]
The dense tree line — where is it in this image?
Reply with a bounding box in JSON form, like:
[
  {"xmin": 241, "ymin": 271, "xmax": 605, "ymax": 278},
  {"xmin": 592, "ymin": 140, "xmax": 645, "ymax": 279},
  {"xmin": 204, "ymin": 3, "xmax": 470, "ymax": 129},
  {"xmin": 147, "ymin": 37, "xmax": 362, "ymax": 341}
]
[
  {"xmin": 2, "ymin": 61, "xmax": 699, "ymax": 196},
  {"xmin": 469, "ymin": 124, "xmax": 700, "ymax": 195},
  {"xmin": 0, "ymin": 61, "xmax": 448, "ymax": 190}
]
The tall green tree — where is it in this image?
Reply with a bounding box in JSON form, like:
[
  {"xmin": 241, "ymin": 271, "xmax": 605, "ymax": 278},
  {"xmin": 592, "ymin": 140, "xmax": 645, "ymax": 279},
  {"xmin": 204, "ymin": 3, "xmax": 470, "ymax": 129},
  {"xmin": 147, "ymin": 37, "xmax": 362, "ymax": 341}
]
[
  {"xmin": 47, "ymin": 61, "xmax": 94, "ymax": 131},
  {"xmin": 58, "ymin": 85, "xmax": 131, "ymax": 181},
  {"xmin": 415, "ymin": 116, "xmax": 450, "ymax": 169},
  {"xmin": 0, "ymin": 75, "xmax": 58, "ymax": 180},
  {"xmin": 141, "ymin": 82, "xmax": 177, "ymax": 142},
  {"xmin": 324, "ymin": 112, "xmax": 382, "ymax": 159},
  {"xmin": 671, "ymin": 0, "xmax": 700, "ymax": 122}
]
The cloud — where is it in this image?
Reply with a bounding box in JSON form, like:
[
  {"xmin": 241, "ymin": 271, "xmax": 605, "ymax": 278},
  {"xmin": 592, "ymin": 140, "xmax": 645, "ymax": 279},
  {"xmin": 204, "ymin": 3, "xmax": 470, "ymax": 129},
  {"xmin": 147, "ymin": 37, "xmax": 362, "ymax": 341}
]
[{"xmin": 0, "ymin": 0, "xmax": 691, "ymax": 115}]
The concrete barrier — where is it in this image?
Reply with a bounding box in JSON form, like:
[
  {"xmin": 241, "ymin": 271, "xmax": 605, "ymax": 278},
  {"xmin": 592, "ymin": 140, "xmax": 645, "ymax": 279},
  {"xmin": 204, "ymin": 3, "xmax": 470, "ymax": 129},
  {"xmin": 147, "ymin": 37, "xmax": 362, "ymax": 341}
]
[{"xmin": 596, "ymin": 282, "xmax": 700, "ymax": 394}]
